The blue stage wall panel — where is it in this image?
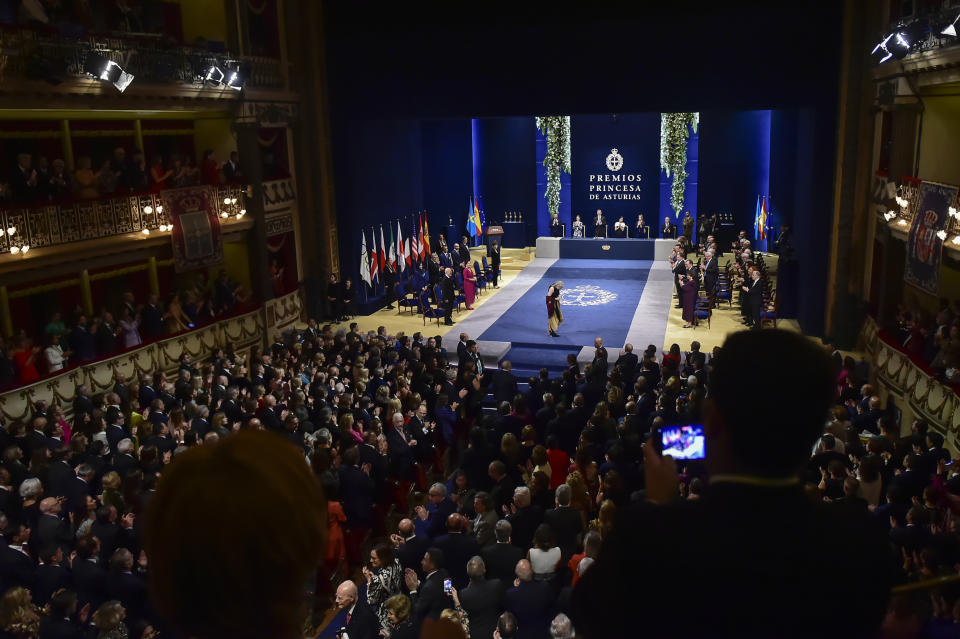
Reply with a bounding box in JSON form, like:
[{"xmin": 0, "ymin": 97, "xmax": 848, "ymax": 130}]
[
  {"xmin": 657, "ymin": 122, "xmax": 699, "ymax": 236},
  {"xmin": 568, "ymin": 114, "xmax": 661, "ymax": 236},
  {"xmin": 422, "ymin": 119, "xmax": 473, "ymax": 248},
  {"xmin": 476, "ymin": 117, "xmax": 538, "ymax": 246}
]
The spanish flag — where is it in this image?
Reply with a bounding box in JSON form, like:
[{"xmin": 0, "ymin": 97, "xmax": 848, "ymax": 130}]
[{"xmin": 472, "ymin": 197, "xmax": 483, "ymax": 237}]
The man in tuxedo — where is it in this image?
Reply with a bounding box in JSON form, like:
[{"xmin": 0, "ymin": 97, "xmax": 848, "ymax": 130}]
[
  {"xmin": 488, "ymin": 461, "xmax": 517, "ymax": 514},
  {"xmin": 741, "ymin": 268, "xmax": 763, "ymax": 329},
  {"xmin": 490, "ymin": 241, "xmax": 501, "ymax": 287},
  {"xmin": 334, "ymin": 580, "xmax": 379, "ymax": 639},
  {"xmin": 434, "ymin": 514, "xmax": 480, "ymax": 589},
  {"xmin": 671, "ymin": 254, "xmax": 687, "ymax": 308},
  {"xmin": 572, "ymin": 330, "xmax": 894, "ymax": 639},
  {"xmin": 36, "ymin": 498, "xmax": 73, "ymax": 558},
  {"xmin": 415, "ymin": 483, "xmax": 457, "ymax": 539},
  {"xmin": 106, "ymin": 548, "xmax": 148, "ymax": 624},
  {"xmin": 458, "ymin": 236, "xmax": 472, "ymax": 268},
  {"xmin": 442, "ymin": 267, "xmax": 456, "ymax": 326},
  {"xmin": 222, "ymin": 151, "xmax": 243, "ymax": 183},
  {"xmin": 543, "ymin": 484, "xmax": 584, "ymax": 561},
  {"xmin": 392, "ymin": 518, "xmax": 430, "ymax": 577},
  {"xmin": 0, "ymin": 523, "xmax": 36, "ymax": 591},
  {"xmin": 505, "ymin": 559, "xmax": 554, "ymax": 639},
  {"xmin": 593, "ymin": 209, "xmax": 606, "ymax": 238},
  {"xmin": 480, "ymin": 520, "xmax": 525, "ymax": 583},
  {"xmin": 404, "ymin": 548, "xmax": 454, "ymax": 624},
  {"xmin": 461, "ymin": 556, "xmax": 504, "ymax": 639},
  {"xmin": 39, "ymin": 589, "xmax": 85, "ymax": 639},
  {"xmin": 703, "ymin": 250, "xmax": 719, "ymax": 294},
  {"xmin": 471, "ymin": 492, "xmax": 499, "ymax": 547},
  {"xmin": 34, "ymin": 545, "xmax": 70, "ymax": 606},
  {"xmin": 457, "ymin": 333, "xmax": 471, "ymax": 367},
  {"xmin": 326, "ymin": 273, "xmax": 342, "ymax": 322},
  {"xmin": 490, "ymin": 361, "xmax": 519, "ymax": 410},
  {"xmin": 505, "ymin": 487, "xmax": 543, "ymax": 551},
  {"xmin": 661, "ymin": 216, "xmax": 677, "ymax": 239},
  {"xmin": 550, "ymin": 213, "xmax": 563, "ymax": 237},
  {"xmin": 10, "ymin": 152, "xmax": 38, "ymax": 202},
  {"xmin": 72, "ymin": 536, "xmax": 107, "ymax": 611},
  {"xmin": 614, "ymin": 344, "xmax": 638, "ymax": 384}
]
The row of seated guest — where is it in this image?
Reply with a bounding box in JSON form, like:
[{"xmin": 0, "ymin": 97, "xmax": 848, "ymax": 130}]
[
  {"xmin": 0, "ymin": 148, "xmax": 244, "ymax": 204},
  {"xmin": 891, "ymin": 299, "xmax": 960, "ymax": 383},
  {"xmin": 0, "ymin": 325, "xmax": 905, "ymax": 639},
  {"xmin": 0, "ymin": 271, "xmax": 251, "ymax": 389}
]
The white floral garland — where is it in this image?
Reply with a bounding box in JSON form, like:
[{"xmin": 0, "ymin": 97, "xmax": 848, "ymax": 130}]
[
  {"xmin": 536, "ymin": 116, "xmax": 571, "ymax": 218},
  {"xmin": 660, "ymin": 112, "xmax": 698, "ymax": 218}
]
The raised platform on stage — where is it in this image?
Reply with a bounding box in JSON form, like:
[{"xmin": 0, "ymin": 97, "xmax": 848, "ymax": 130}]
[{"xmin": 536, "ymin": 237, "xmax": 675, "ymax": 260}]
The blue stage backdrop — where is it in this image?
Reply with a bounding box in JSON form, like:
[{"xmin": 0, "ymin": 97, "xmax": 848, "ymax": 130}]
[
  {"xmin": 422, "ymin": 119, "xmax": 473, "ymax": 247},
  {"xmin": 536, "ymin": 125, "xmax": 572, "ymax": 238},
  {"xmin": 567, "ymin": 113, "xmax": 661, "ymax": 236},
  {"xmin": 475, "ymin": 117, "xmax": 538, "ymax": 245}
]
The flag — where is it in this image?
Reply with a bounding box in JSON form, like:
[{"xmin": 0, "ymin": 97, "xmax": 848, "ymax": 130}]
[
  {"xmin": 472, "ymin": 197, "xmax": 483, "ymax": 238},
  {"xmin": 418, "ymin": 214, "xmax": 427, "ymax": 260},
  {"xmin": 360, "ymin": 229, "xmax": 372, "ymax": 289},
  {"xmin": 405, "ymin": 236, "xmax": 412, "ymax": 268},
  {"xmin": 387, "ymin": 224, "xmax": 395, "ymax": 269},
  {"xmin": 423, "ymin": 214, "xmax": 431, "ymax": 255},
  {"xmin": 466, "ymin": 196, "xmax": 478, "ymax": 237},
  {"xmin": 379, "ymin": 225, "xmax": 387, "ymax": 274},
  {"xmin": 753, "ymin": 195, "xmax": 761, "ymax": 244},
  {"xmin": 370, "ymin": 227, "xmax": 379, "ymax": 285},
  {"xmin": 477, "ymin": 197, "xmax": 486, "ymax": 236},
  {"xmin": 396, "ymin": 220, "xmax": 405, "ymax": 272},
  {"xmin": 759, "ymin": 196, "xmax": 768, "ymax": 242},
  {"xmin": 410, "ymin": 216, "xmax": 420, "ymax": 264}
]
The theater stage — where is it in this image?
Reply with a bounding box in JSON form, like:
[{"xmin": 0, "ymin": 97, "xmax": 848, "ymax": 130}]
[
  {"xmin": 535, "ymin": 237, "xmax": 676, "ymax": 260},
  {"xmin": 453, "ymin": 250, "xmax": 675, "ymax": 378}
]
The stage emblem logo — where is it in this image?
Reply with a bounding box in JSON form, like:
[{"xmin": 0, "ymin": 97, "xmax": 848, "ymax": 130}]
[
  {"xmin": 605, "ymin": 148, "xmax": 623, "ymax": 172},
  {"xmin": 560, "ymin": 284, "xmax": 618, "ymax": 306}
]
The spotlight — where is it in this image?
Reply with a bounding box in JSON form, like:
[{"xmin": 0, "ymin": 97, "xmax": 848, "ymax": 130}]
[
  {"xmin": 937, "ymin": 230, "xmax": 947, "ymax": 240},
  {"xmin": 83, "ymin": 53, "xmax": 134, "ymax": 92},
  {"xmin": 225, "ymin": 64, "xmax": 249, "ymax": 91},
  {"xmin": 10, "ymin": 246, "xmax": 19, "ymax": 254},
  {"xmin": 943, "ymin": 13, "xmax": 960, "ymax": 37},
  {"xmin": 890, "ymin": 32, "xmax": 910, "ymax": 59},
  {"xmin": 205, "ymin": 66, "xmax": 225, "ymax": 86},
  {"xmin": 144, "ymin": 205, "xmax": 153, "ymax": 214}
]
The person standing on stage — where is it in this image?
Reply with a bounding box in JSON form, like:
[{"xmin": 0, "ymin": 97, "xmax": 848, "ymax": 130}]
[
  {"xmin": 670, "ymin": 248, "xmax": 687, "ymax": 308},
  {"xmin": 635, "ymin": 214, "xmax": 648, "ymax": 238},
  {"xmin": 679, "ymin": 263, "xmax": 699, "ymax": 328},
  {"xmin": 383, "ymin": 261, "xmax": 396, "ymax": 310},
  {"xmin": 682, "ymin": 212, "xmax": 694, "ymax": 247},
  {"xmin": 442, "ymin": 267, "xmax": 456, "ymax": 326},
  {"xmin": 662, "ymin": 216, "xmax": 677, "ymax": 239},
  {"xmin": 593, "ymin": 209, "xmax": 607, "ymax": 238},
  {"xmin": 550, "ymin": 212, "xmax": 563, "ymax": 237},
  {"xmin": 702, "ymin": 250, "xmax": 719, "ymax": 295},
  {"xmin": 741, "ymin": 268, "xmax": 764, "ymax": 329},
  {"xmin": 490, "ymin": 241, "xmax": 501, "ymax": 288},
  {"xmin": 546, "ymin": 281, "xmax": 564, "ymax": 338},
  {"xmin": 572, "ymin": 215, "xmax": 585, "ymax": 238},
  {"xmin": 463, "ymin": 261, "xmax": 477, "ymax": 310}
]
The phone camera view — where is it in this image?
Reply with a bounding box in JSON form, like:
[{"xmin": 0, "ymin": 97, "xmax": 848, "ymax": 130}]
[{"xmin": 661, "ymin": 424, "xmax": 705, "ymax": 460}]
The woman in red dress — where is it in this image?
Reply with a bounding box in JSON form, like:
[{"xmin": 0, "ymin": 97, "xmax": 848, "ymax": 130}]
[
  {"xmin": 149, "ymin": 155, "xmax": 172, "ymax": 192},
  {"xmin": 11, "ymin": 337, "xmax": 40, "ymax": 385}
]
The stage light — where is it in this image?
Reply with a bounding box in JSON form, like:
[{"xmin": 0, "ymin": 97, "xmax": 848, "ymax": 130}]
[
  {"xmin": 943, "ymin": 13, "xmax": 960, "ymax": 36},
  {"xmin": 84, "ymin": 53, "xmax": 134, "ymax": 92},
  {"xmin": 205, "ymin": 66, "xmax": 225, "ymax": 86},
  {"xmin": 142, "ymin": 228, "xmax": 151, "ymax": 235},
  {"xmin": 890, "ymin": 32, "xmax": 910, "ymax": 59},
  {"xmin": 937, "ymin": 230, "xmax": 948, "ymax": 240},
  {"xmin": 10, "ymin": 246, "xmax": 19, "ymax": 254},
  {"xmin": 144, "ymin": 205, "xmax": 153, "ymax": 215}
]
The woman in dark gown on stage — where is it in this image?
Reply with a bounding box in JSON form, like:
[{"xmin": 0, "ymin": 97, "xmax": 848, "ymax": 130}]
[
  {"xmin": 679, "ymin": 266, "xmax": 700, "ymax": 328},
  {"xmin": 613, "ymin": 216, "xmax": 627, "ymax": 238}
]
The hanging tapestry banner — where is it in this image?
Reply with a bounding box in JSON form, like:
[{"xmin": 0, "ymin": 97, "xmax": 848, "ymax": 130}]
[
  {"xmin": 162, "ymin": 186, "xmax": 224, "ymax": 273},
  {"xmin": 904, "ymin": 180, "xmax": 957, "ymax": 295}
]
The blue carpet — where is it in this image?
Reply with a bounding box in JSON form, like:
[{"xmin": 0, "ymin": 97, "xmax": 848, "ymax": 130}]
[
  {"xmin": 318, "ymin": 609, "xmax": 348, "ymax": 638},
  {"xmin": 478, "ymin": 259, "xmax": 652, "ymax": 370}
]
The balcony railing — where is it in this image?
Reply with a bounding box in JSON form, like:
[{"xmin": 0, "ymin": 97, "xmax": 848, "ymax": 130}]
[
  {"xmin": 0, "ymin": 26, "xmax": 286, "ymax": 90},
  {"xmin": 0, "ymin": 185, "xmax": 246, "ymax": 254}
]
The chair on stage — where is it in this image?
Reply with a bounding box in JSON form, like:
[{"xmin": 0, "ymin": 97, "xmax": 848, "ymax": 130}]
[
  {"xmin": 715, "ymin": 270, "xmax": 733, "ymax": 309},
  {"xmin": 419, "ymin": 289, "xmax": 444, "ymax": 326},
  {"xmin": 481, "ymin": 256, "xmax": 500, "ymax": 285},
  {"xmin": 453, "ymin": 272, "xmax": 466, "ymax": 311},
  {"xmin": 473, "ymin": 260, "xmax": 488, "ymax": 295},
  {"xmin": 396, "ymin": 282, "xmax": 418, "ymax": 315},
  {"xmin": 761, "ymin": 289, "xmax": 779, "ymax": 328},
  {"xmin": 694, "ymin": 295, "xmax": 714, "ymax": 329}
]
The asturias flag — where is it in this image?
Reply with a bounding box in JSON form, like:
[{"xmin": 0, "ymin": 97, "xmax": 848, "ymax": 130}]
[
  {"xmin": 753, "ymin": 195, "xmax": 762, "ymax": 244},
  {"xmin": 466, "ymin": 196, "xmax": 478, "ymax": 237}
]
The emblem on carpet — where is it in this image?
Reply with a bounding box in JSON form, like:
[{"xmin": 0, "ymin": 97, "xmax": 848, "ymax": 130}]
[{"xmin": 560, "ymin": 284, "xmax": 618, "ymax": 306}]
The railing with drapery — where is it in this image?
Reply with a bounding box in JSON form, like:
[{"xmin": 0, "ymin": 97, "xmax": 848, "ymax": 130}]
[
  {"xmin": 0, "ymin": 288, "xmax": 305, "ymax": 424},
  {"xmin": 862, "ymin": 317, "xmax": 960, "ymax": 450},
  {"xmin": 0, "ymin": 26, "xmax": 286, "ymax": 90},
  {"xmin": 0, "ymin": 185, "xmax": 246, "ymax": 254}
]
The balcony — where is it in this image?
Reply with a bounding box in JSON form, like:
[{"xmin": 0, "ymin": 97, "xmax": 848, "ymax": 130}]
[{"xmin": 0, "ymin": 185, "xmax": 250, "ymax": 268}]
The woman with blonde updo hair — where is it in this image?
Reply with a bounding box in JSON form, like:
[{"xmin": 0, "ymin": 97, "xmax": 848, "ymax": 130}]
[
  {"xmin": 0, "ymin": 587, "xmax": 41, "ymax": 639},
  {"xmin": 91, "ymin": 600, "xmax": 128, "ymax": 639}
]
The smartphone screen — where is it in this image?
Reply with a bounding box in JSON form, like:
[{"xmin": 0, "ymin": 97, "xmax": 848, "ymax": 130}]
[
  {"xmin": 660, "ymin": 424, "xmax": 706, "ymax": 460},
  {"xmin": 443, "ymin": 578, "xmax": 452, "ymax": 593}
]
